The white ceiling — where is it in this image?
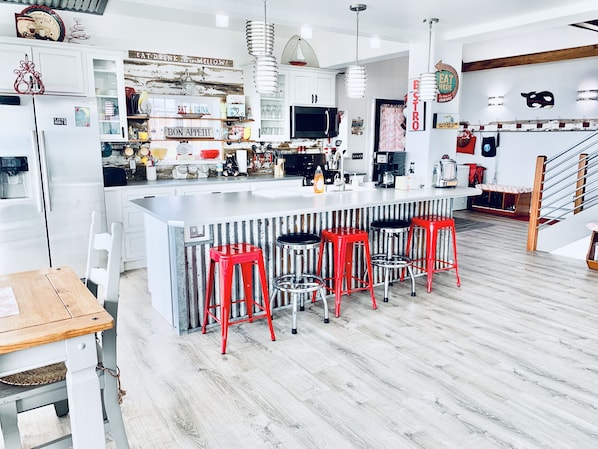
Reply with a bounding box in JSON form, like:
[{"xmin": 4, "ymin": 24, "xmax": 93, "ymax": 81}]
[
  {"xmin": 106, "ymin": 0, "xmax": 598, "ymax": 64},
  {"xmin": 110, "ymin": 0, "xmax": 598, "ymax": 42}
]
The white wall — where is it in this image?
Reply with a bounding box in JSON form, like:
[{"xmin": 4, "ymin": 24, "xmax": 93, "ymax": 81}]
[
  {"xmin": 337, "ymin": 57, "xmax": 410, "ymax": 177},
  {"xmin": 458, "ymin": 57, "xmax": 598, "ymax": 186},
  {"xmin": 405, "ymin": 39, "xmax": 464, "ymax": 186}
]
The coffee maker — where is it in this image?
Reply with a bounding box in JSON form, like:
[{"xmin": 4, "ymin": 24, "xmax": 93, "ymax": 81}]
[{"xmin": 373, "ymin": 152, "xmax": 406, "ymax": 188}]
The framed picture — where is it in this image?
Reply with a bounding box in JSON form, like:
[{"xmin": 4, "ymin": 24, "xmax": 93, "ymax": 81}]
[
  {"xmin": 433, "ymin": 112, "xmax": 459, "ymax": 129},
  {"xmin": 373, "ymin": 98, "xmax": 406, "ymax": 152},
  {"xmin": 351, "ymin": 117, "xmax": 364, "ymax": 135}
]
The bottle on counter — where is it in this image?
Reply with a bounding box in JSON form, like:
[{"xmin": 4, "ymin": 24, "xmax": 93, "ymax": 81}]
[{"xmin": 313, "ymin": 165, "xmax": 325, "ymax": 194}]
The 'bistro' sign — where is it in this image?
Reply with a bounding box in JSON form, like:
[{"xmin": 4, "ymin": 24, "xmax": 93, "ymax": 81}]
[{"xmin": 128, "ymin": 50, "xmax": 233, "ymax": 68}]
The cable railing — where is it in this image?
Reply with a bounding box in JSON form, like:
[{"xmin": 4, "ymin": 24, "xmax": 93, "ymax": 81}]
[{"xmin": 527, "ymin": 131, "xmax": 598, "ymax": 250}]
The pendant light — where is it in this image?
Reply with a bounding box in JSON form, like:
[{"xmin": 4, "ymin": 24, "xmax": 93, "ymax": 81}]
[
  {"xmin": 246, "ymin": 0, "xmax": 278, "ymax": 94},
  {"xmin": 418, "ymin": 18, "xmax": 439, "ymax": 102},
  {"xmin": 345, "ymin": 4, "xmax": 367, "ymax": 99}
]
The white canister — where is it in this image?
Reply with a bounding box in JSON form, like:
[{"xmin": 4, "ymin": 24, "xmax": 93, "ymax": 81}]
[{"xmin": 146, "ymin": 166, "xmax": 157, "ymax": 181}]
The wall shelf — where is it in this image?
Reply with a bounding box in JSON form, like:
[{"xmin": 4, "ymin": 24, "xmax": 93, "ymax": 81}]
[
  {"xmin": 128, "ymin": 115, "xmax": 253, "ymax": 124},
  {"xmin": 462, "ymin": 118, "xmax": 598, "ymax": 133}
]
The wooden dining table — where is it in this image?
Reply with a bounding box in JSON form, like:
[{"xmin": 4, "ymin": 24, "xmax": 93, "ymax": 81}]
[{"xmin": 0, "ymin": 266, "xmax": 114, "ymax": 449}]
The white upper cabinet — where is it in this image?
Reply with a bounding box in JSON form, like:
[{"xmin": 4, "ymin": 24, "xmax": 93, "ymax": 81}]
[
  {"xmin": 286, "ymin": 67, "xmax": 337, "ymax": 106},
  {"xmin": 0, "ymin": 43, "xmax": 33, "ymax": 93},
  {"xmin": 32, "ymin": 46, "xmax": 87, "ymax": 96},
  {"xmin": 0, "ymin": 39, "xmax": 86, "ymax": 96}
]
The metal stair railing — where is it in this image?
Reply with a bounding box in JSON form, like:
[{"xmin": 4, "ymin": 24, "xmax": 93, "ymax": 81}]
[{"xmin": 528, "ymin": 130, "xmax": 598, "ymax": 250}]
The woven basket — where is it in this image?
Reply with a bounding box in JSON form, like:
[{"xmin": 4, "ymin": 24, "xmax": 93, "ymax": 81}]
[{"xmin": 0, "ymin": 362, "xmax": 67, "ymax": 386}]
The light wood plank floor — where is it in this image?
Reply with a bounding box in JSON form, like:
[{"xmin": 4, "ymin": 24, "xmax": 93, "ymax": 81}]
[{"xmin": 6, "ymin": 211, "xmax": 598, "ymax": 449}]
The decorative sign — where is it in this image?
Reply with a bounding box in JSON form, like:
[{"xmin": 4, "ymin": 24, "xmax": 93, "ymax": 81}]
[
  {"xmin": 351, "ymin": 117, "xmax": 364, "ymax": 135},
  {"xmin": 435, "ymin": 61, "xmax": 459, "ymax": 103},
  {"xmin": 128, "ymin": 50, "xmax": 233, "ymax": 68},
  {"xmin": 407, "ymin": 78, "xmax": 426, "ymax": 131},
  {"xmin": 15, "ymin": 5, "xmax": 66, "ymax": 42},
  {"xmin": 164, "ymin": 127, "xmax": 214, "ymax": 139},
  {"xmin": 433, "ymin": 113, "xmax": 459, "ymax": 129},
  {"xmin": 521, "ymin": 91, "xmax": 554, "ymax": 108},
  {"xmin": 124, "ymin": 59, "xmax": 243, "ymax": 96}
]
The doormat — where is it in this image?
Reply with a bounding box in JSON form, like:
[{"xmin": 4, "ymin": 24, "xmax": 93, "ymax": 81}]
[{"xmin": 454, "ymin": 217, "xmax": 495, "ymax": 233}]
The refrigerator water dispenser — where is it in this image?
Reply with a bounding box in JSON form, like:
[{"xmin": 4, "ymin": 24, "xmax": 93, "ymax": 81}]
[{"xmin": 0, "ymin": 156, "xmax": 29, "ymax": 199}]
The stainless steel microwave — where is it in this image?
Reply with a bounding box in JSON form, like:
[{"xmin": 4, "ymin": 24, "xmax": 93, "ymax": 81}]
[{"xmin": 290, "ymin": 106, "xmax": 339, "ymax": 139}]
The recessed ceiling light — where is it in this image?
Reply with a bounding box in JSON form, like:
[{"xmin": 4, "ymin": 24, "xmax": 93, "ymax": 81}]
[
  {"xmin": 370, "ymin": 36, "xmax": 381, "ymax": 48},
  {"xmin": 215, "ymin": 14, "xmax": 229, "ymax": 28},
  {"xmin": 300, "ymin": 26, "xmax": 312, "ymax": 39}
]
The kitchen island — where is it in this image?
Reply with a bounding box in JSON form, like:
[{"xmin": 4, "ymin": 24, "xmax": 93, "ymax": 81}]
[{"xmin": 131, "ymin": 185, "xmax": 481, "ymax": 334}]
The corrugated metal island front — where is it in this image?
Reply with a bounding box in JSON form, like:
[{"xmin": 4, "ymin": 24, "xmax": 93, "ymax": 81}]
[{"xmin": 131, "ymin": 186, "xmax": 481, "ymax": 335}]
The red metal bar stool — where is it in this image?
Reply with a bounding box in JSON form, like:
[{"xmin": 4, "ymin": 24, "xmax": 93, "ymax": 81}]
[
  {"xmin": 316, "ymin": 227, "xmax": 377, "ymax": 318},
  {"xmin": 202, "ymin": 242, "xmax": 276, "ymax": 354},
  {"xmin": 370, "ymin": 219, "xmax": 416, "ymax": 302},
  {"xmin": 405, "ymin": 215, "xmax": 461, "ymax": 293}
]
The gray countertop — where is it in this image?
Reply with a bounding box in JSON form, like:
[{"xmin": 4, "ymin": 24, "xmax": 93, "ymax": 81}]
[
  {"xmin": 130, "ymin": 186, "xmax": 482, "ymax": 227},
  {"xmin": 104, "ymin": 174, "xmax": 303, "ymax": 191}
]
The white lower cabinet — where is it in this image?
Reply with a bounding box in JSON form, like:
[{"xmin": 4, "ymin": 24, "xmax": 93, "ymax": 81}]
[{"xmin": 105, "ymin": 187, "xmax": 173, "ymax": 270}]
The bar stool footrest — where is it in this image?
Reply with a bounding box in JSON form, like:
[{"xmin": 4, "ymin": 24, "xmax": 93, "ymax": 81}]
[
  {"xmin": 273, "ymin": 274, "xmax": 326, "ymax": 294},
  {"xmin": 371, "ymin": 254, "xmax": 413, "ymax": 269}
]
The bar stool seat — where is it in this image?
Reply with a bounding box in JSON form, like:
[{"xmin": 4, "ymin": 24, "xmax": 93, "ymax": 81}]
[
  {"xmin": 202, "ymin": 242, "xmax": 275, "ymax": 353},
  {"xmin": 316, "ymin": 227, "xmax": 377, "ymax": 318},
  {"xmin": 405, "ymin": 215, "xmax": 460, "ymax": 293},
  {"xmin": 370, "ymin": 219, "xmax": 416, "ymax": 302},
  {"xmin": 270, "ymin": 232, "xmax": 329, "ymax": 334}
]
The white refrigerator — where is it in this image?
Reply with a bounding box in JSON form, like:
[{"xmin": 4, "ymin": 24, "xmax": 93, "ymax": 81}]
[{"xmin": 0, "ymin": 94, "xmax": 105, "ymax": 276}]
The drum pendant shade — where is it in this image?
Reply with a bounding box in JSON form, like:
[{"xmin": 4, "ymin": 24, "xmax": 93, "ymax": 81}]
[
  {"xmin": 345, "ymin": 4, "xmax": 367, "ymax": 99},
  {"xmin": 246, "ymin": 0, "xmax": 278, "ymax": 94}
]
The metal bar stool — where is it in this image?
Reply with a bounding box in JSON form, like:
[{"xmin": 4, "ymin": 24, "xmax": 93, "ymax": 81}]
[
  {"xmin": 202, "ymin": 242, "xmax": 276, "ymax": 354},
  {"xmin": 316, "ymin": 227, "xmax": 377, "ymax": 318},
  {"xmin": 370, "ymin": 219, "xmax": 416, "ymax": 302},
  {"xmin": 405, "ymin": 215, "xmax": 461, "ymax": 293},
  {"xmin": 270, "ymin": 233, "xmax": 329, "ymax": 334}
]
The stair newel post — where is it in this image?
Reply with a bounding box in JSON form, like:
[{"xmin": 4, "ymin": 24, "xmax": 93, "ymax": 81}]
[
  {"xmin": 574, "ymin": 153, "xmax": 588, "ymax": 214},
  {"xmin": 527, "ymin": 156, "xmax": 547, "ymax": 251}
]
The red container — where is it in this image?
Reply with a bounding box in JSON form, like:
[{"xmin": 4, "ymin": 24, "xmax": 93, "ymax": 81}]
[{"xmin": 200, "ymin": 149, "xmax": 220, "ymax": 159}]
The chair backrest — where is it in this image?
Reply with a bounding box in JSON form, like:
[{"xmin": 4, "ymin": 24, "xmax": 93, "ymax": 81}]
[{"xmin": 84, "ymin": 211, "xmax": 123, "ymax": 323}]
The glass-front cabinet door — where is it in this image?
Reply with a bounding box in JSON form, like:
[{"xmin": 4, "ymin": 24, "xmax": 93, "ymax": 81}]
[
  {"xmin": 258, "ymin": 73, "xmax": 287, "ymax": 141},
  {"xmin": 89, "ymin": 53, "xmax": 128, "ymax": 142}
]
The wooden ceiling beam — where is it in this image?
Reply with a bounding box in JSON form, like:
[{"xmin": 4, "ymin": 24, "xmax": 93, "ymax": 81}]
[{"xmin": 462, "ymin": 44, "xmax": 598, "ymax": 72}]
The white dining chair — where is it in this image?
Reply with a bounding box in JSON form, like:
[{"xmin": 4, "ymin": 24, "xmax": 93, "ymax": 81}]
[{"xmin": 0, "ymin": 211, "xmax": 129, "ymax": 449}]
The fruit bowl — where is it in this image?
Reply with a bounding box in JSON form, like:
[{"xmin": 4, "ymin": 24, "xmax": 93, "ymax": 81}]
[{"xmin": 200, "ymin": 149, "xmax": 220, "ymax": 159}]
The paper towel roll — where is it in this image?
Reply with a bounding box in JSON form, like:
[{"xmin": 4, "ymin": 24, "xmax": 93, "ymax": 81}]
[{"xmin": 236, "ymin": 150, "xmax": 248, "ymax": 173}]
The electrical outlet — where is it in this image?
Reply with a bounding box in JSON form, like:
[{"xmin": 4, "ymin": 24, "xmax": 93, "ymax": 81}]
[{"xmin": 352, "ymin": 152, "xmax": 364, "ymax": 160}]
